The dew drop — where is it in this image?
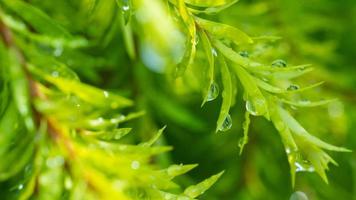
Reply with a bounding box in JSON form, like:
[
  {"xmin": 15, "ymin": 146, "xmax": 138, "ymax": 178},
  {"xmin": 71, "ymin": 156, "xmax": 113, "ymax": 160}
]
[
  {"xmin": 287, "ymin": 84, "xmax": 299, "ymax": 91},
  {"xmin": 239, "ymin": 51, "xmax": 249, "ymax": 58},
  {"xmin": 219, "ymin": 114, "xmax": 232, "ymax": 132},
  {"xmin": 211, "ymin": 48, "xmax": 218, "ymax": 57},
  {"xmin": 295, "ymin": 160, "xmax": 314, "ymax": 172},
  {"xmin": 122, "ymin": 5, "xmax": 130, "ymax": 11},
  {"xmin": 51, "ymin": 71, "xmax": 59, "ymax": 77},
  {"xmin": 131, "ymin": 160, "xmax": 140, "ymax": 170},
  {"xmin": 207, "ymin": 82, "xmax": 219, "ymax": 101},
  {"xmin": 194, "ymin": 35, "xmax": 199, "ymax": 45},
  {"xmin": 53, "ymin": 42, "xmax": 63, "ymax": 57},
  {"xmin": 299, "ymin": 99, "xmax": 311, "ymax": 106},
  {"xmin": 103, "ymin": 91, "xmax": 109, "ymax": 98},
  {"xmin": 18, "ymin": 184, "xmax": 24, "ymax": 190},
  {"xmin": 271, "ymin": 59, "xmax": 287, "ymax": 67},
  {"xmin": 246, "ymin": 101, "xmax": 256, "ymax": 115},
  {"xmin": 245, "ymin": 99, "xmax": 266, "ymax": 116},
  {"xmin": 290, "ymin": 191, "xmax": 309, "ymax": 200}
]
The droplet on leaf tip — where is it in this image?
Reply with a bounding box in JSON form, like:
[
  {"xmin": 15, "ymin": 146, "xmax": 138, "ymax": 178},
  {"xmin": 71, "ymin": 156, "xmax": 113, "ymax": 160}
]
[
  {"xmin": 287, "ymin": 84, "xmax": 299, "ymax": 91},
  {"xmin": 239, "ymin": 51, "xmax": 249, "ymax": 58},
  {"xmin": 207, "ymin": 82, "xmax": 219, "ymax": 102},
  {"xmin": 272, "ymin": 59, "xmax": 287, "ymax": 67},
  {"xmin": 290, "ymin": 191, "xmax": 309, "ymax": 200},
  {"xmin": 219, "ymin": 114, "xmax": 232, "ymax": 132}
]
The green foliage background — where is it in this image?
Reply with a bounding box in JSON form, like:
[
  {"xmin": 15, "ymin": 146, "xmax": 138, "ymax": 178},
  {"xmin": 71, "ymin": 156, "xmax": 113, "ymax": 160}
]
[{"xmin": 0, "ymin": 0, "xmax": 355, "ymax": 199}]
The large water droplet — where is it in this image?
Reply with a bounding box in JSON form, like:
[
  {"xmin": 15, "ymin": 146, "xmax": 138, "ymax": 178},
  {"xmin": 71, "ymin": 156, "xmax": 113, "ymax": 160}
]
[
  {"xmin": 287, "ymin": 84, "xmax": 299, "ymax": 91},
  {"xmin": 287, "ymin": 150, "xmax": 315, "ymax": 173},
  {"xmin": 219, "ymin": 114, "xmax": 232, "ymax": 132},
  {"xmin": 290, "ymin": 191, "xmax": 309, "ymax": 200},
  {"xmin": 295, "ymin": 160, "xmax": 315, "ymax": 172},
  {"xmin": 239, "ymin": 51, "xmax": 249, "ymax": 58},
  {"xmin": 207, "ymin": 82, "xmax": 219, "ymax": 101},
  {"xmin": 272, "ymin": 59, "xmax": 287, "ymax": 67}
]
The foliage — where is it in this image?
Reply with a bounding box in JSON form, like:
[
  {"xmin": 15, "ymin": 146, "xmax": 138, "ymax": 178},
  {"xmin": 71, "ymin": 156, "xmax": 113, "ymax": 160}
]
[{"xmin": 0, "ymin": 0, "xmax": 355, "ymax": 199}]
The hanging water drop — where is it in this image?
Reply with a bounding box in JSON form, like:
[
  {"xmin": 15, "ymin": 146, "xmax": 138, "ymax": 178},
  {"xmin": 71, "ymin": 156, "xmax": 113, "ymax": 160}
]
[
  {"xmin": 207, "ymin": 82, "xmax": 219, "ymax": 101},
  {"xmin": 211, "ymin": 48, "xmax": 218, "ymax": 57},
  {"xmin": 287, "ymin": 84, "xmax": 299, "ymax": 91},
  {"xmin": 272, "ymin": 59, "xmax": 287, "ymax": 67},
  {"xmin": 295, "ymin": 159, "xmax": 315, "ymax": 172},
  {"xmin": 290, "ymin": 191, "xmax": 309, "ymax": 200},
  {"xmin": 121, "ymin": 0, "xmax": 131, "ymax": 24},
  {"xmin": 194, "ymin": 35, "xmax": 199, "ymax": 45},
  {"xmin": 245, "ymin": 99, "xmax": 266, "ymax": 116},
  {"xmin": 239, "ymin": 51, "xmax": 249, "ymax": 58},
  {"xmin": 219, "ymin": 114, "xmax": 232, "ymax": 132},
  {"xmin": 246, "ymin": 101, "xmax": 257, "ymax": 116}
]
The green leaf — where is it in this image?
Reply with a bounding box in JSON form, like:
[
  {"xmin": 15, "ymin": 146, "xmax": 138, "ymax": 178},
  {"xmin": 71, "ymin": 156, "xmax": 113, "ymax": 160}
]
[
  {"xmin": 2, "ymin": 0, "xmax": 71, "ymax": 37},
  {"xmin": 199, "ymin": 30, "xmax": 215, "ymax": 106},
  {"xmin": 84, "ymin": 128, "xmax": 132, "ymax": 141},
  {"xmin": 216, "ymin": 56, "xmax": 232, "ymax": 132},
  {"xmin": 232, "ymin": 64, "xmax": 268, "ymax": 116},
  {"xmin": 160, "ymin": 164, "xmax": 198, "ymax": 180},
  {"xmin": 175, "ymin": 0, "xmax": 197, "ymax": 77},
  {"xmin": 280, "ymin": 98, "xmax": 337, "ymax": 107},
  {"xmin": 213, "ymin": 39, "xmax": 260, "ymax": 67},
  {"xmin": 28, "ymin": 65, "xmax": 133, "ymax": 109},
  {"xmin": 196, "ymin": 18, "xmax": 253, "ymax": 46},
  {"xmin": 184, "ymin": 0, "xmax": 238, "ymax": 7},
  {"xmin": 140, "ymin": 126, "xmax": 166, "ymax": 147},
  {"xmin": 6, "ymin": 47, "xmax": 35, "ymax": 132},
  {"xmin": 238, "ymin": 111, "xmax": 250, "ymax": 154},
  {"xmin": 278, "ymin": 106, "xmax": 350, "ymax": 152},
  {"xmin": 184, "ymin": 171, "xmax": 224, "ymax": 198}
]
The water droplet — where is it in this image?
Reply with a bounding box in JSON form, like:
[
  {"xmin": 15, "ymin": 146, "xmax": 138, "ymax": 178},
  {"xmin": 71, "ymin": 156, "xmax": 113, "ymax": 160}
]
[
  {"xmin": 272, "ymin": 59, "xmax": 287, "ymax": 67},
  {"xmin": 207, "ymin": 82, "xmax": 219, "ymax": 101},
  {"xmin": 211, "ymin": 48, "xmax": 218, "ymax": 57},
  {"xmin": 194, "ymin": 35, "xmax": 199, "ymax": 45},
  {"xmin": 219, "ymin": 114, "xmax": 232, "ymax": 132},
  {"xmin": 18, "ymin": 184, "xmax": 24, "ymax": 190},
  {"xmin": 239, "ymin": 51, "xmax": 249, "ymax": 58},
  {"xmin": 46, "ymin": 156, "xmax": 64, "ymax": 168},
  {"xmin": 245, "ymin": 99, "xmax": 266, "ymax": 116},
  {"xmin": 287, "ymin": 84, "xmax": 299, "ymax": 91},
  {"xmin": 290, "ymin": 191, "xmax": 309, "ymax": 200},
  {"xmin": 121, "ymin": 0, "xmax": 131, "ymax": 24},
  {"xmin": 53, "ymin": 42, "xmax": 63, "ymax": 57},
  {"xmin": 299, "ymin": 99, "xmax": 311, "ymax": 106},
  {"xmin": 51, "ymin": 71, "xmax": 59, "ymax": 77},
  {"xmin": 122, "ymin": 5, "xmax": 130, "ymax": 11},
  {"xmin": 103, "ymin": 91, "xmax": 109, "ymax": 98},
  {"xmin": 287, "ymin": 150, "xmax": 314, "ymax": 173},
  {"xmin": 131, "ymin": 160, "xmax": 140, "ymax": 170},
  {"xmin": 295, "ymin": 159, "xmax": 314, "ymax": 172}
]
